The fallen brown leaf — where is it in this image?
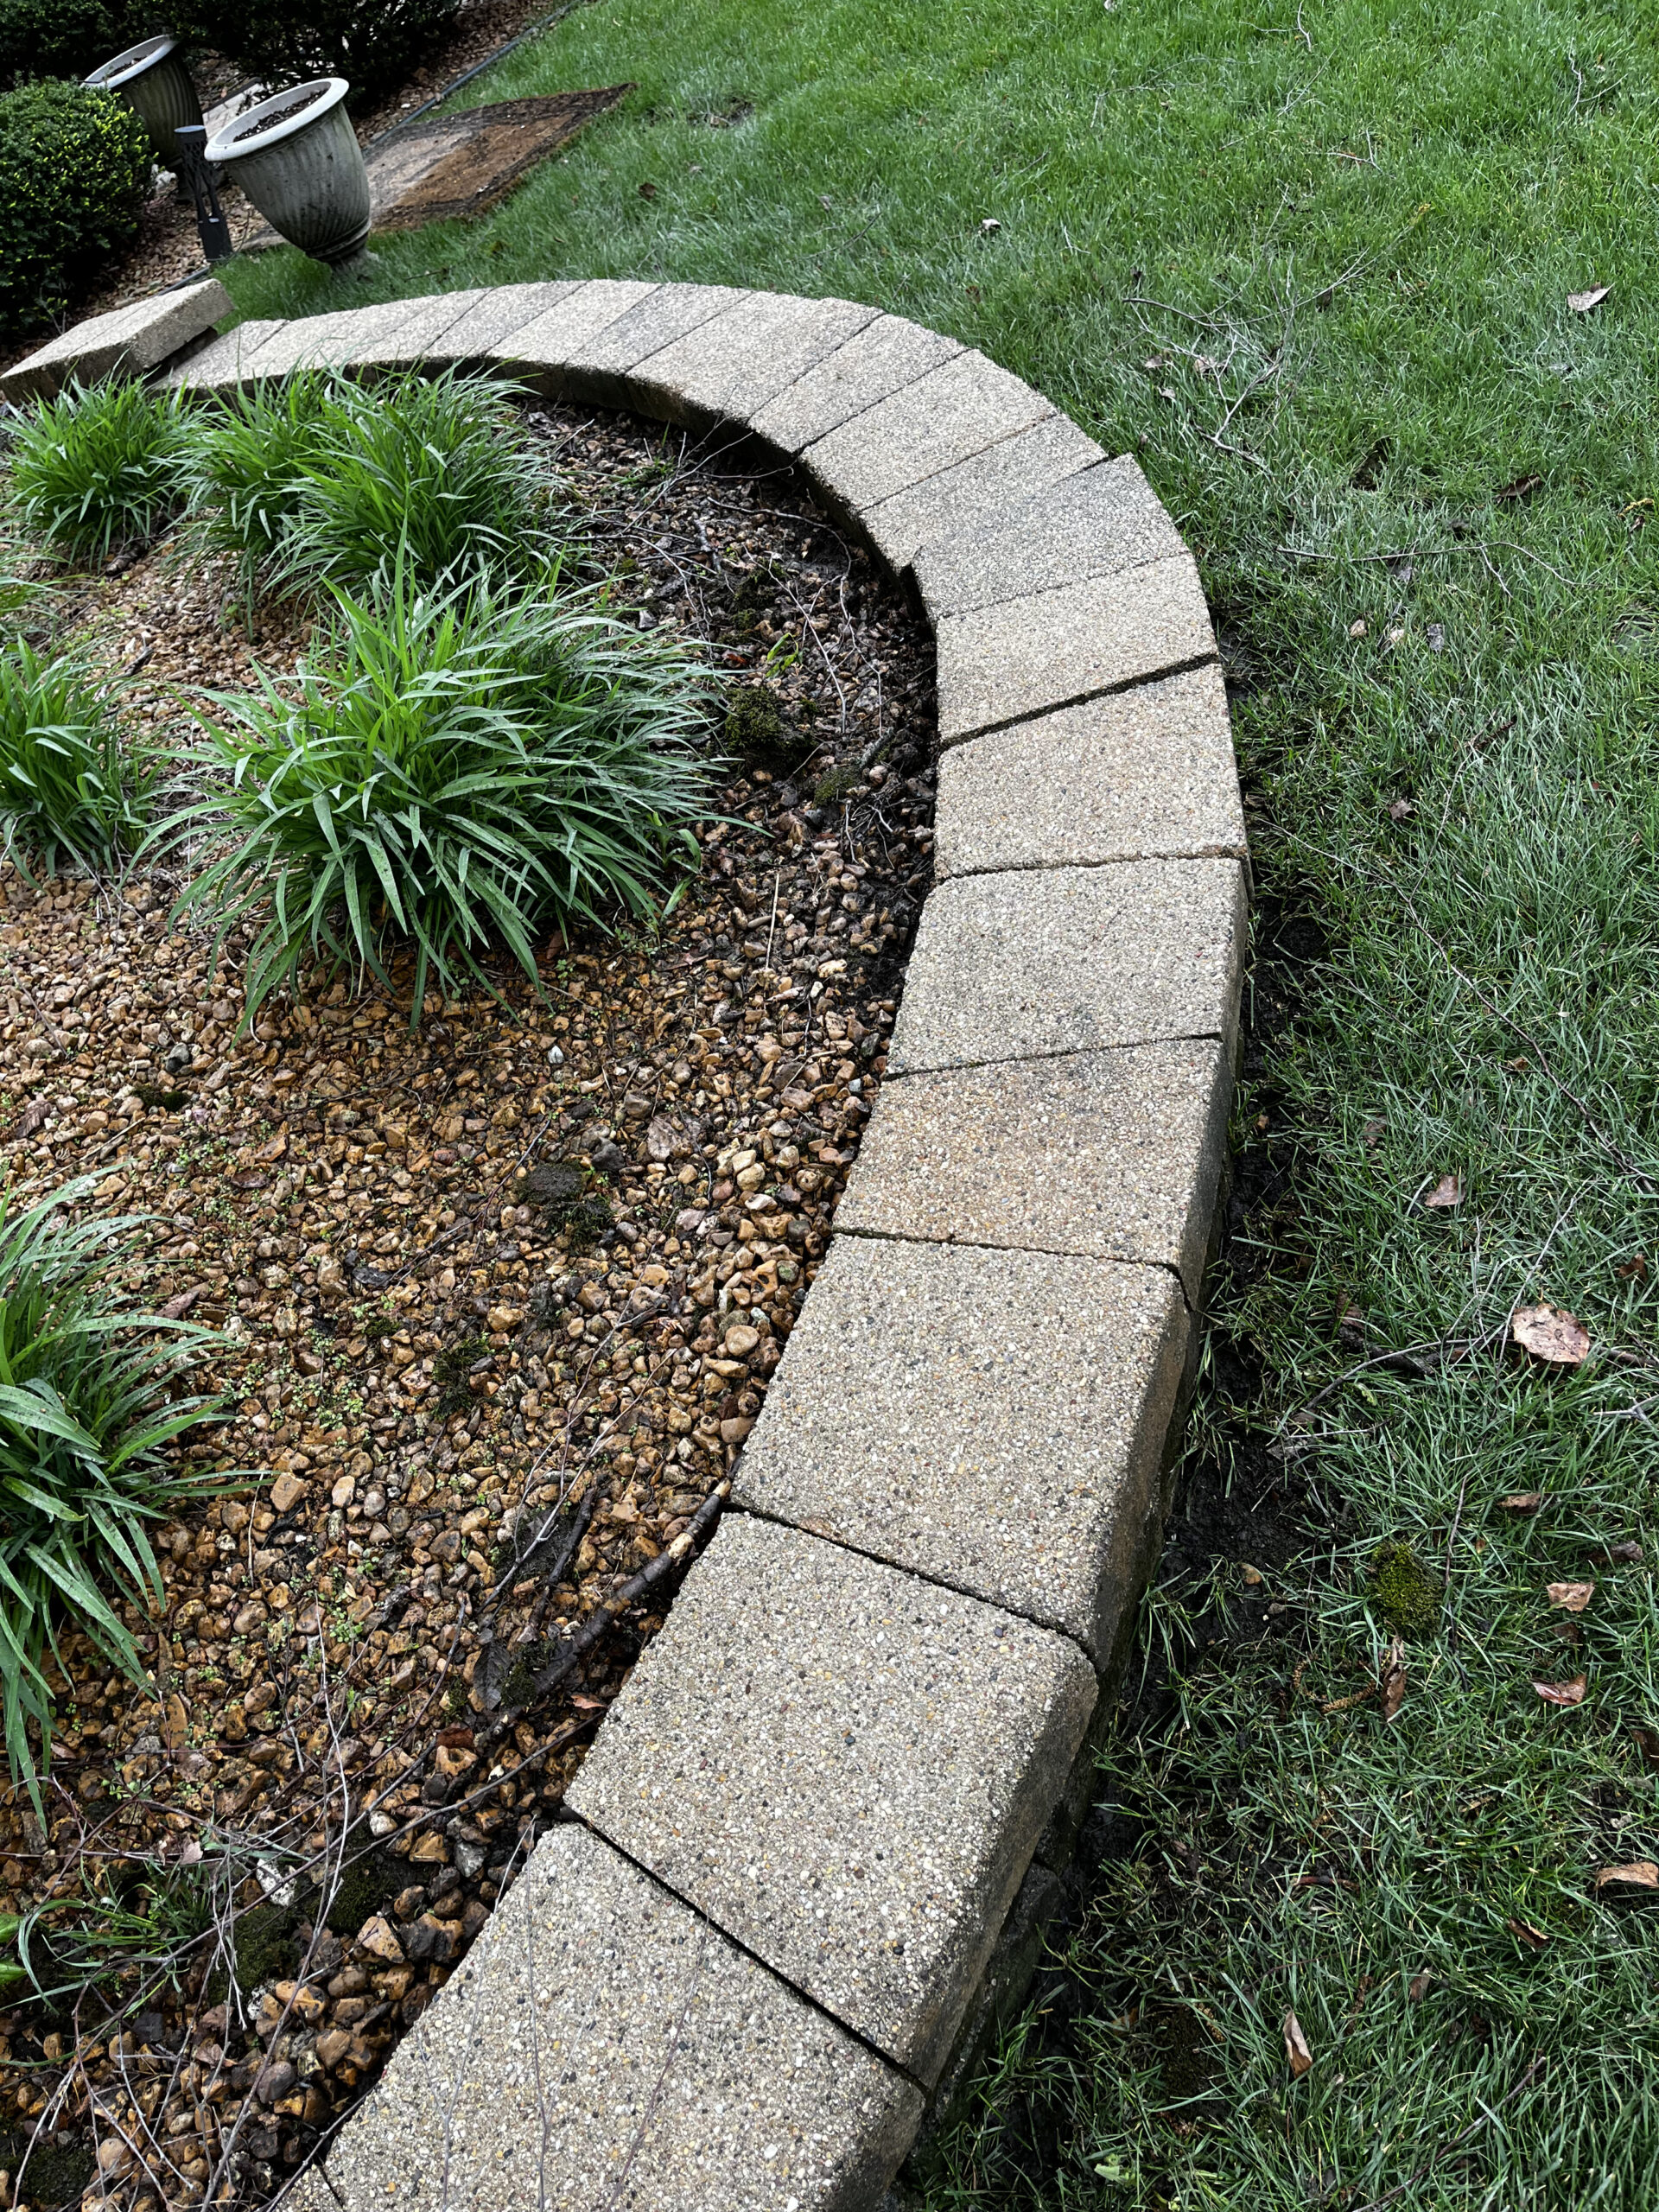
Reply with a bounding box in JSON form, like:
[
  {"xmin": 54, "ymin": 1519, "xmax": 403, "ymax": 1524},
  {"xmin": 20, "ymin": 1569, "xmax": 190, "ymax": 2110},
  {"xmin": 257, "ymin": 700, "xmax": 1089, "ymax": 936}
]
[
  {"xmin": 159, "ymin": 1287, "xmax": 201, "ymax": 1320},
  {"xmin": 1595, "ymin": 1861, "xmax": 1659, "ymax": 1892},
  {"xmin": 1422, "ymin": 1173, "xmax": 1462, "ymax": 1210},
  {"xmin": 1629, "ymin": 1724, "xmax": 1659, "ymax": 1768},
  {"xmin": 1494, "ymin": 474, "xmax": 1543, "ymax": 504},
  {"xmin": 1408, "ymin": 1970, "xmax": 1433, "ymax": 2004},
  {"xmin": 1500, "ymin": 1492, "xmax": 1545, "ymax": 1514},
  {"xmin": 1283, "ymin": 2010, "xmax": 1313, "ymax": 2079},
  {"xmin": 1590, "ymin": 1540, "xmax": 1643, "ymax": 1567},
  {"xmin": 1547, "ymin": 1580, "xmax": 1596, "ymax": 1613},
  {"xmin": 10, "ymin": 1096, "xmax": 48, "ymax": 1140},
  {"xmin": 1533, "ymin": 1674, "xmax": 1588, "ymax": 1707},
  {"xmin": 1379, "ymin": 1635, "xmax": 1408, "ymax": 1724},
  {"xmin": 1505, "ymin": 1916, "xmax": 1550, "ymax": 1949},
  {"xmin": 1616, "ymin": 1254, "xmax": 1649, "ymax": 1283},
  {"xmin": 1511, "ymin": 1304, "xmax": 1591, "ymax": 1366},
  {"xmin": 1567, "ymin": 283, "xmax": 1611, "ymax": 313}
]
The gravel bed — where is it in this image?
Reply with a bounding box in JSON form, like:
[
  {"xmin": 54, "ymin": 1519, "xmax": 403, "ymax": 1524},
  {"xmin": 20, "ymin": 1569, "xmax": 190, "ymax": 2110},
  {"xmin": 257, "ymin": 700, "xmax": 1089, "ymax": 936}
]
[{"xmin": 0, "ymin": 399, "xmax": 937, "ymax": 2212}]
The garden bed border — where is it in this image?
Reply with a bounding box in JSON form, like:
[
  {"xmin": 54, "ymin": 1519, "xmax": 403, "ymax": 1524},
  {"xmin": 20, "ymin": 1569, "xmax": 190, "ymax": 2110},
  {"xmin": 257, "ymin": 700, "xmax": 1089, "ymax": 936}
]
[{"xmin": 5, "ymin": 279, "xmax": 1248, "ymax": 2212}]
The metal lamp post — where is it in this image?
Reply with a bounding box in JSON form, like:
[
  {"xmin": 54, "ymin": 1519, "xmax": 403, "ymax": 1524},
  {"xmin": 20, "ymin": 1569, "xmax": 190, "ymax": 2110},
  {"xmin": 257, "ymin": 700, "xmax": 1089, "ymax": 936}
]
[{"xmin": 173, "ymin": 124, "xmax": 233, "ymax": 264}]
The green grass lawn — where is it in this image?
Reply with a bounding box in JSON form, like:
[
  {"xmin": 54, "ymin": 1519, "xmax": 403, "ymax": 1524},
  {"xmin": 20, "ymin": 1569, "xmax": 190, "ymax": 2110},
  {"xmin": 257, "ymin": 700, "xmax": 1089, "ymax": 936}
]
[{"xmin": 220, "ymin": 2, "xmax": 1659, "ymax": 2202}]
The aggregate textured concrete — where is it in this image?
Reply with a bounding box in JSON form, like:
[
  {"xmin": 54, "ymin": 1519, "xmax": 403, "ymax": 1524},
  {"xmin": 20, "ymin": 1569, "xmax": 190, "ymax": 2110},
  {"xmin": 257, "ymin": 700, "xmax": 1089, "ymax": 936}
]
[
  {"xmin": 887, "ymin": 859, "xmax": 1246, "ymax": 1075},
  {"xmin": 496, "ymin": 276, "xmax": 660, "ymax": 392},
  {"xmin": 912, "ymin": 453, "xmax": 1188, "ymax": 616},
  {"xmin": 836, "ymin": 1039, "xmax": 1233, "ymax": 1300},
  {"xmin": 858, "ymin": 415, "xmax": 1106, "ymax": 572},
  {"xmin": 163, "ymin": 317, "xmax": 286, "ymax": 390},
  {"xmin": 748, "ymin": 313, "xmax": 963, "ymax": 452},
  {"xmin": 632, "ymin": 290, "xmax": 880, "ymax": 426},
  {"xmin": 3, "ymin": 278, "xmax": 231, "ymax": 401},
  {"xmin": 934, "ymin": 664, "xmax": 1248, "ymax": 876},
  {"xmin": 734, "ymin": 1237, "xmax": 1190, "ymax": 1656},
  {"xmin": 801, "ymin": 349, "xmax": 1055, "ymax": 516},
  {"xmin": 431, "ymin": 279, "xmax": 584, "ymax": 363},
  {"xmin": 567, "ymin": 1514, "xmax": 1096, "ymax": 2086},
  {"xmin": 556, "ymin": 279, "xmax": 751, "ymax": 407},
  {"xmin": 936, "ymin": 554, "xmax": 1217, "ymax": 747},
  {"xmin": 288, "ymin": 1822, "xmax": 920, "ymax": 2212}
]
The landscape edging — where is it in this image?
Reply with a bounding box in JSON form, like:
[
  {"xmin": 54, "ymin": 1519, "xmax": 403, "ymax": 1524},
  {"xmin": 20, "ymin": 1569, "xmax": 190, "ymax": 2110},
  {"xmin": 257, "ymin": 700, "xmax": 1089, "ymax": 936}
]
[{"xmin": 6, "ymin": 279, "xmax": 1246, "ymax": 2212}]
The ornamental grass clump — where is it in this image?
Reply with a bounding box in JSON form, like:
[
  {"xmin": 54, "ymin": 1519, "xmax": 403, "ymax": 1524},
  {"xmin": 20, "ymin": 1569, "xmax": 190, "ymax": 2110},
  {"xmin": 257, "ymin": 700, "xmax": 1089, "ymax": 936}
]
[
  {"xmin": 0, "ymin": 638, "xmax": 158, "ymax": 878},
  {"xmin": 7, "ymin": 378, "xmax": 192, "ymax": 563},
  {"xmin": 180, "ymin": 370, "xmax": 335, "ymax": 586},
  {"xmin": 160, "ymin": 562, "xmax": 714, "ymax": 1023},
  {"xmin": 0, "ymin": 1176, "xmax": 235, "ymax": 1809}
]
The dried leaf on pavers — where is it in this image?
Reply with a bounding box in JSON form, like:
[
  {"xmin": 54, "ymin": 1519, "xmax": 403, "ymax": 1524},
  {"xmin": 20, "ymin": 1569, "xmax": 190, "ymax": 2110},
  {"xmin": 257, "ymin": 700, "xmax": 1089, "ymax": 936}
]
[
  {"xmin": 1500, "ymin": 1491, "xmax": 1545, "ymax": 1514},
  {"xmin": 1506, "ymin": 1916, "xmax": 1551, "ymax": 1948},
  {"xmin": 1595, "ymin": 1861, "xmax": 1659, "ymax": 1893},
  {"xmin": 1534, "ymin": 1674, "xmax": 1589, "ymax": 1706},
  {"xmin": 1422, "ymin": 1173, "xmax": 1462, "ymax": 1210},
  {"xmin": 1567, "ymin": 283, "xmax": 1611, "ymax": 313},
  {"xmin": 1547, "ymin": 1580, "xmax": 1596, "ymax": 1612},
  {"xmin": 1511, "ymin": 1303, "xmax": 1591, "ymax": 1365},
  {"xmin": 1282, "ymin": 2011, "xmax": 1313, "ymax": 2079},
  {"xmin": 1378, "ymin": 1636, "xmax": 1408, "ymax": 1724}
]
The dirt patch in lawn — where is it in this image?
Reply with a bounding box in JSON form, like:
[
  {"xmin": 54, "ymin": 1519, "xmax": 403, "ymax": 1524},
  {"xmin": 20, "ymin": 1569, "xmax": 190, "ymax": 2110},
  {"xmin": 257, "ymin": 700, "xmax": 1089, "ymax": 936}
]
[{"xmin": 0, "ymin": 399, "xmax": 935, "ymax": 2209}]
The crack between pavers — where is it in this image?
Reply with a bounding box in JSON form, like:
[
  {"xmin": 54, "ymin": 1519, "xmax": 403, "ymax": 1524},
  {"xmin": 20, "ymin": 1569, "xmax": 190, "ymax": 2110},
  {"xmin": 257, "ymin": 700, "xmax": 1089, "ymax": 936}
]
[
  {"xmin": 756, "ymin": 320, "xmax": 969, "ymax": 456},
  {"xmin": 938, "ymin": 648, "xmax": 1222, "ymax": 751},
  {"xmin": 908, "ymin": 525, "xmax": 1185, "ymax": 613},
  {"xmin": 883, "ymin": 1021, "xmax": 1231, "ymax": 1079},
  {"xmin": 935, "ymin": 843, "xmax": 1249, "ymax": 879},
  {"xmin": 830, "ymin": 1222, "xmax": 1200, "ymax": 1311},
  {"xmin": 552, "ymin": 1808, "xmax": 935, "ymax": 2098},
  {"xmin": 803, "ymin": 408, "xmax": 1063, "ymax": 527}
]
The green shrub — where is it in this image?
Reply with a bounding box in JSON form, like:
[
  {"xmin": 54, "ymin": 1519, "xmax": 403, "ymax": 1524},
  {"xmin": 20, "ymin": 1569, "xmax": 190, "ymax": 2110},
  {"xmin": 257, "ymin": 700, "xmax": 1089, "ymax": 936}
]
[
  {"xmin": 0, "ymin": 80, "xmax": 151, "ymax": 340},
  {"xmin": 169, "ymin": 0, "xmax": 460, "ymax": 104},
  {"xmin": 0, "ymin": 0, "xmax": 157, "ymax": 90},
  {"xmin": 0, "ymin": 638, "xmax": 157, "ymax": 876},
  {"xmin": 8, "ymin": 378, "xmax": 192, "ymax": 563},
  {"xmin": 160, "ymin": 563, "xmax": 714, "ymax": 1023},
  {"xmin": 0, "ymin": 1175, "xmax": 234, "ymax": 1809},
  {"xmin": 181, "ymin": 371, "xmax": 335, "ymax": 583}
]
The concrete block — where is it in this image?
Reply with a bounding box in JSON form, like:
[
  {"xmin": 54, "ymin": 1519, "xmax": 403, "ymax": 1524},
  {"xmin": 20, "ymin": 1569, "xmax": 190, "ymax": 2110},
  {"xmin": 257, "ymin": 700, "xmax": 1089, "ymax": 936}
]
[
  {"xmin": 937, "ymin": 553, "xmax": 1217, "ymax": 747},
  {"xmin": 749, "ymin": 313, "xmax": 964, "ymax": 454},
  {"xmin": 836, "ymin": 1039, "xmax": 1233, "ymax": 1301},
  {"xmin": 859, "ymin": 415, "xmax": 1105, "ymax": 573},
  {"xmin": 801, "ymin": 348, "xmax": 1054, "ymax": 518},
  {"xmin": 3, "ymin": 278, "xmax": 231, "ymax": 402},
  {"xmin": 428, "ymin": 278, "xmax": 586, "ymax": 364},
  {"xmin": 632, "ymin": 289, "xmax": 881, "ymax": 427},
  {"xmin": 887, "ymin": 859, "xmax": 1246, "ymax": 1075},
  {"xmin": 554, "ymin": 279, "xmax": 750, "ymax": 409},
  {"xmin": 935, "ymin": 664, "xmax": 1247, "ymax": 877},
  {"xmin": 912, "ymin": 454, "xmax": 1187, "ymax": 617},
  {"xmin": 734, "ymin": 1236, "xmax": 1190, "ymax": 1658},
  {"xmin": 567, "ymin": 1515, "xmax": 1096, "ymax": 2086},
  {"xmin": 497, "ymin": 276, "xmax": 662, "ymax": 393},
  {"xmin": 210, "ymin": 297, "xmax": 453, "ymax": 380},
  {"xmin": 304, "ymin": 1822, "xmax": 919, "ymax": 2212},
  {"xmin": 164, "ymin": 318, "xmax": 287, "ymax": 391}
]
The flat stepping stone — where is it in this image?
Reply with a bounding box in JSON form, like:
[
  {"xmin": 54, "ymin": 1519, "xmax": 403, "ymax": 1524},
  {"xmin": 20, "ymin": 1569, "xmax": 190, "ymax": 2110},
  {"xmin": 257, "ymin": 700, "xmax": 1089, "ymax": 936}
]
[
  {"xmin": 935, "ymin": 664, "xmax": 1248, "ymax": 875},
  {"xmin": 735, "ymin": 1237, "xmax": 1190, "ymax": 1659},
  {"xmin": 566, "ymin": 1513, "xmax": 1096, "ymax": 2086},
  {"xmin": 836, "ymin": 1039, "xmax": 1232, "ymax": 1302},
  {"xmin": 887, "ymin": 857, "xmax": 1246, "ymax": 1077},
  {"xmin": 3, "ymin": 277, "xmax": 229, "ymax": 402},
  {"xmin": 285, "ymin": 1821, "xmax": 920, "ymax": 2212}
]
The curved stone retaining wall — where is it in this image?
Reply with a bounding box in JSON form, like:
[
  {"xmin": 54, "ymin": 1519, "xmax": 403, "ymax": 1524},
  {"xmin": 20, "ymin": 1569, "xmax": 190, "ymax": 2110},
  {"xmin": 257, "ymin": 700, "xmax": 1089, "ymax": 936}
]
[{"xmin": 7, "ymin": 278, "xmax": 1248, "ymax": 2211}]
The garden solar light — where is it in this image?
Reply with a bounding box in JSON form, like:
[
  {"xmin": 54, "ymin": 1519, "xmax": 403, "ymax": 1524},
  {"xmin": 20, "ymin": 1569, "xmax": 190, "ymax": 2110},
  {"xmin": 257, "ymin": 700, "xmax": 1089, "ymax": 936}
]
[{"xmin": 174, "ymin": 124, "xmax": 233, "ymax": 264}]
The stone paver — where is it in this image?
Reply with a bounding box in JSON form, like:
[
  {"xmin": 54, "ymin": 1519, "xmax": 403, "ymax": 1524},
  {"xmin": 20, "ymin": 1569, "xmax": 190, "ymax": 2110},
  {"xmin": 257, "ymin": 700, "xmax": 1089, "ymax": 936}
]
[
  {"xmin": 887, "ymin": 859, "xmax": 1246, "ymax": 1076},
  {"xmin": 497, "ymin": 276, "xmax": 662, "ymax": 392},
  {"xmin": 836, "ymin": 1039, "xmax": 1232, "ymax": 1301},
  {"xmin": 3, "ymin": 278, "xmax": 231, "ymax": 401},
  {"xmin": 937, "ymin": 553, "xmax": 1217, "ymax": 747},
  {"xmin": 164, "ymin": 318, "xmax": 286, "ymax": 391},
  {"xmin": 734, "ymin": 1237, "xmax": 1190, "ymax": 1658},
  {"xmin": 632, "ymin": 289, "xmax": 881, "ymax": 427},
  {"xmin": 935, "ymin": 664, "xmax": 1247, "ymax": 876},
  {"xmin": 430, "ymin": 278, "xmax": 584, "ymax": 364},
  {"xmin": 206, "ymin": 296, "xmax": 467, "ymax": 381},
  {"xmin": 801, "ymin": 349, "xmax": 1055, "ymax": 518},
  {"xmin": 748, "ymin": 312, "xmax": 963, "ymax": 454},
  {"xmin": 550, "ymin": 279, "xmax": 750, "ymax": 408},
  {"xmin": 912, "ymin": 453, "xmax": 1187, "ymax": 616},
  {"xmin": 293, "ymin": 1822, "xmax": 919, "ymax": 2212},
  {"xmin": 567, "ymin": 1514, "xmax": 1096, "ymax": 2086},
  {"xmin": 859, "ymin": 415, "xmax": 1105, "ymax": 573}
]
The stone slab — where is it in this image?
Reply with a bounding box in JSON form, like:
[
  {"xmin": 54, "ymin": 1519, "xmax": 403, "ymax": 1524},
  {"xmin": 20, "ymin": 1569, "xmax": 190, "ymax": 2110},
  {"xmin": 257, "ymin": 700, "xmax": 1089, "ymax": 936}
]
[
  {"xmin": 3, "ymin": 278, "xmax": 231, "ymax": 401},
  {"xmin": 631, "ymin": 289, "xmax": 881, "ymax": 428},
  {"xmin": 424, "ymin": 279, "xmax": 585, "ymax": 365},
  {"xmin": 912, "ymin": 454, "xmax": 1188, "ymax": 617},
  {"xmin": 801, "ymin": 348, "xmax": 1055, "ymax": 518},
  {"xmin": 937, "ymin": 553, "xmax": 1217, "ymax": 747},
  {"xmin": 860, "ymin": 414, "xmax": 1106, "ymax": 574},
  {"xmin": 749, "ymin": 313, "xmax": 964, "ymax": 454},
  {"xmin": 935, "ymin": 664, "xmax": 1247, "ymax": 877},
  {"xmin": 567, "ymin": 1514, "xmax": 1096, "ymax": 2086},
  {"xmin": 495, "ymin": 276, "xmax": 662, "ymax": 393},
  {"xmin": 734, "ymin": 1237, "xmax": 1190, "ymax": 1658},
  {"xmin": 836, "ymin": 1039, "xmax": 1232, "ymax": 1301},
  {"xmin": 887, "ymin": 859, "xmax": 1246, "ymax": 1076},
  {"xmin": 164, "ymin": 316, "xmax": 286, "ymax": 391},
  {"xmin": 550, "ymin": 279, "xmax": 751, "ymax": 409},
  {"xmin": 293, "ymin": 1821, "xmax": 919, "ymax": 2212}
]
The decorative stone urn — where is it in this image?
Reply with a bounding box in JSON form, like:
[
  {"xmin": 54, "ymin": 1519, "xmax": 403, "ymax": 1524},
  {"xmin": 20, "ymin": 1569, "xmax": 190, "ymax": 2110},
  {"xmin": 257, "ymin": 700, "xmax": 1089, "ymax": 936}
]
[
  {"xmin": 84, "ymin": 35, "xmax": 203, "ymax": 172},
  {"xmin": 203, "ymin": 78, "xmax": 373, "ymax": 273}
]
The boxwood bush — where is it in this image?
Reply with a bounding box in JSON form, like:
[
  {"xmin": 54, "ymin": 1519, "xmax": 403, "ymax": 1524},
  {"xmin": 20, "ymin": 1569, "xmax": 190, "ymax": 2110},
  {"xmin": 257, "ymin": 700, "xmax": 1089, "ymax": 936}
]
[
  {"xmin": 170, "ymin": 0, "xmax": 461, "ymax": 103},
  {"xmin": 0, "ymin": 0, "xmax": 156, "ymax": 90},
  {"xmin": 0, "ymin": 80, "xmax": 151, "ymax": 340}
]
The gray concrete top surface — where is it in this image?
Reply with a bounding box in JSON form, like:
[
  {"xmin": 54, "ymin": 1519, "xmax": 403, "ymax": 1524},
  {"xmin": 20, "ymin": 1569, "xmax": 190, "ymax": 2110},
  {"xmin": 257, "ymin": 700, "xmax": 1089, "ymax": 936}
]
[
  {"xmin": 632, "ymin": 289, "xmax": 882, "ymax": 427},
  {"xmin": 747, "ymin": 312, "xmax": 964, "ymax": 454},
  {"xmin": 734, "ymin": 1237, "xmax": 1191, "ymax": 1656},
  {"xmin": 292, "ymin": 1821, "xmax": 921, "ymax": 2212},
  {"xmin": 800, "ymin": 347, "xmax": 1056, "ymax": 518},
  {"xmin": 887, "ymin": 859, "xmax": 1247, "ymax": 1076},
  {"xmin": 568, "ymin": 1512, "xmax": 1096, "ymax": 2086},
  {"xmin": 4, "ymin": 277, "xmax": 231, "ymax": 401},
  {"xmin": 933, "ymin": 664, "xmax": 1248, "ymax": 877},
  {"xmin": 857, "ymin": 413, "xmax": 1106, "ymax": 574}
]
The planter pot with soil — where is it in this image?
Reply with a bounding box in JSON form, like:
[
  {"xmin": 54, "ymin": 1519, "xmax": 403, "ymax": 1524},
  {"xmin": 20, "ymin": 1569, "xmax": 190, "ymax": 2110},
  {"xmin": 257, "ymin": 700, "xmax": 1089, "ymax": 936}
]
[
  {"xmin": 83, "ymin": 35, "xmax": 204, "ymax": 171},
  {"xmin": 204, "ymin": 77, "xmax": 372, "ymax": 272}
]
